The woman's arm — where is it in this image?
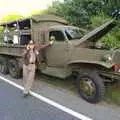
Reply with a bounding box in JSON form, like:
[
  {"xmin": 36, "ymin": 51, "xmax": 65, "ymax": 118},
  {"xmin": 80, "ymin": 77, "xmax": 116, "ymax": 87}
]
[{"xmin": 35, "ymin": 43, "xmax": 50, "ymax": 50}]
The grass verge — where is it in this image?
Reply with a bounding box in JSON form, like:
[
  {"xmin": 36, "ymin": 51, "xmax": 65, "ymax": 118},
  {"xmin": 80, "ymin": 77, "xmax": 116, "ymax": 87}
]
[{"xmin": 105, "ymin": 83, "xmax": 120, "ymax": 105}]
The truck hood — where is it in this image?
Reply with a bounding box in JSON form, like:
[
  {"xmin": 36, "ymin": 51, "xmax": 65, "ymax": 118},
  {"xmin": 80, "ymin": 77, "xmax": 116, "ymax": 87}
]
[{"xmin": 74, "ymin": 20, "xmax": 116, "ymax": 46}]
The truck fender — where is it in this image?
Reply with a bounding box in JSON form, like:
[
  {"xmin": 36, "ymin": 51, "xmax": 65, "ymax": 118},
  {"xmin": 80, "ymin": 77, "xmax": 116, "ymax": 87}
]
[{"xmin": 66, "ymin": 60, "xmax": 114, "ymax": 70}]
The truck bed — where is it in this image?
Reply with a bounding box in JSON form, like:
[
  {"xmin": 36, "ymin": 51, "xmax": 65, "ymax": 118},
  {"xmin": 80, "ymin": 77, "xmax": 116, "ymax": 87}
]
[{"xmin": 0, "ymin": 43, "xmax": 25, "ymax": 57}]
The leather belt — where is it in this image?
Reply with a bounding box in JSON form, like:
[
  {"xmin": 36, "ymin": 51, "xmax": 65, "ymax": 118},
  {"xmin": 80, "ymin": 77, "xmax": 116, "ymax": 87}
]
[{"xmin": 29, "ymin": 63, "xmax": 35, "ymax": 64}]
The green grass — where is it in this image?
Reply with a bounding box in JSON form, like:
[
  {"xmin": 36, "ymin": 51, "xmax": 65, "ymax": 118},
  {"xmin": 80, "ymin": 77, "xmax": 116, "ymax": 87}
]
[{"xmin": 105, "ymin": 84, "xmax": 120, "ymax": 105}]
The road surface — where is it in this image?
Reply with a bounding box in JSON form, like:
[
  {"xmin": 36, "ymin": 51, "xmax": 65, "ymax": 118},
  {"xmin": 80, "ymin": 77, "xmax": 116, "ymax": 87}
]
[
  {"xmin": 0, "ymin": 80, "xmax": 83, "ymax": 120},
  {"xmin": 0, "ymin": 74, "xmax": 120, "ymax": 120}
]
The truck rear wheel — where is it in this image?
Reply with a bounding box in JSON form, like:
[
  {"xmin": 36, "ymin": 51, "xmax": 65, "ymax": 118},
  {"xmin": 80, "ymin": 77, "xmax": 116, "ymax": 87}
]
[
  {"xmin": 76, "ymin": 70, "xmax": 105, "ymax": 103},
  {"xmin": 0, "ymin": 56, "xmax": 9, "ymax": 74},
  {"xmin": 9, "ymin": 59, "xmax": 22, "ymax": 78}
]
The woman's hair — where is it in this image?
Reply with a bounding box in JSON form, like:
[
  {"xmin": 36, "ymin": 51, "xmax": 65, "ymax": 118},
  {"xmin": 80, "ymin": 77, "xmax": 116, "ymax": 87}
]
[{"xmin": 29, "ymin": 40, "xmax": 35, "ymax": 44}]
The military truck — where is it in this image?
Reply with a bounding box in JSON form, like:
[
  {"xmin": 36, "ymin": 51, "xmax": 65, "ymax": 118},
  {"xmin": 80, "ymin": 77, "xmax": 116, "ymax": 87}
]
[{"xmin": 0, "ymin": 15, "xmax": 119, "ymax": 103}]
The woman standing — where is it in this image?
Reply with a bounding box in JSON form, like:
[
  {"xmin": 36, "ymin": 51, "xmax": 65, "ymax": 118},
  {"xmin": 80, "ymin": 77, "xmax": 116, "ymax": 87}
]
[{"xmin": 23, "ymin": 40, "xmax": 53, "ymax": 97}]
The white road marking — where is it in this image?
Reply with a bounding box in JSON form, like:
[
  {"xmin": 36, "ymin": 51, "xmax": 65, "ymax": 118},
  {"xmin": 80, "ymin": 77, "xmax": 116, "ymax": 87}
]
[{"xmin": 0, "ymin": 75, "xmax": 93, "ymax": 120}]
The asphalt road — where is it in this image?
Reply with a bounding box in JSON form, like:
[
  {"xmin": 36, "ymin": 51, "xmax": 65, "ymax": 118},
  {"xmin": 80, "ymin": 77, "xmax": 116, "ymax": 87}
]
[
  {"xmin": 0, "ymin": 73, "xmax": 120, "ymax": 120},
  {"xmin": 0, "ymin": 80, "xmax": 81, "ymax": 120}
]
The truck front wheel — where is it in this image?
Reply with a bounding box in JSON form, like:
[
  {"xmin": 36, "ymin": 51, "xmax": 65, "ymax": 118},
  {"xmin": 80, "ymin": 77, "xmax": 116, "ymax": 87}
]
[
  {"xmin": 9, "ymin": 59, "xmax": 22, "ymax": 78},
  {"xmin": 76, "ymin": 71, "xmax": 105, "ymax": 103},
  {"xmin": 0, "ymin": 56, "xmax": 9, "ymax": 74}
]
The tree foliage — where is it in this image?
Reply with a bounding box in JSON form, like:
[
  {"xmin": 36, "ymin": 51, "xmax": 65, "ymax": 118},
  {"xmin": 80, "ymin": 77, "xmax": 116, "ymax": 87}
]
[
  {"xmin": 46, "ymin": 0, "xmax": 91, "ymax": 28},
  {"xmin": 46, "ymin": 0, "xmax": 120, "ymax": 27},
  {"xmin": 0, "ymin": 14, "xmax": 24, "ymax": 23}
]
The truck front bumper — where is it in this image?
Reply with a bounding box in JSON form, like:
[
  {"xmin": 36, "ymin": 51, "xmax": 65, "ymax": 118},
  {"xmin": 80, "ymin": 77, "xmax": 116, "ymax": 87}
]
[{"xmin": 100, "ymin": 70, "xmax": 120, "ymax": 81}]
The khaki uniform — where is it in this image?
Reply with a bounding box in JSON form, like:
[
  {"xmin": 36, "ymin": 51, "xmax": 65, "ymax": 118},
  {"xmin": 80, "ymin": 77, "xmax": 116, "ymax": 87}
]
[
  {"xmin": 23, "ymin": 43, "xmax": 50, "ymax": 93},
  {"xmin": 23, "ymin": 64, "xmax": 35, "ymax": 93},
  {"xmin": 23, "ymin": 49, "xmax": 37, "ymax": 93}
]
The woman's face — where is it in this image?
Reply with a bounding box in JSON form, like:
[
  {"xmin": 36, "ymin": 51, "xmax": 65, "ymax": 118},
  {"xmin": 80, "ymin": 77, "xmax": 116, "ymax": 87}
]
[{"xmin": 29, "ymin": 44, "xmax": 35, "ymax": 49}]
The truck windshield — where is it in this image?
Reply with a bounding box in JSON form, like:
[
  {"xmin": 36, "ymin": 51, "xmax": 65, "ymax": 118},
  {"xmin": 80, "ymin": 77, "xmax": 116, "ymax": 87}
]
[{"xmin": 65, "ymin": 27, "xmax": 85, "ymax": 40}]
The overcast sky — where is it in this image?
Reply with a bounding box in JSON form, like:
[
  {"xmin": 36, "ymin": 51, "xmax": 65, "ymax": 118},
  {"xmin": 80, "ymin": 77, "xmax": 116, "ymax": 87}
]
[{"xmin": 0, "ymin": 0, "xmax": 60, "ymax": 18}]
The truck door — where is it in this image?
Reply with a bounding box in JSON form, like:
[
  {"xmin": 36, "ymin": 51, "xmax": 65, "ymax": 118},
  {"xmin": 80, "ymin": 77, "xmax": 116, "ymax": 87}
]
[{"xmin": 45, "ymin": 30, "xmax": 69, "ymax": 67}]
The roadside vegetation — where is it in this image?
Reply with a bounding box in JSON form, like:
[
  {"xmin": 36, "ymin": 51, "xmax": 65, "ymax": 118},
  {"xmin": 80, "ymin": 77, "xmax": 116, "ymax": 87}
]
[{"xmin": 105, "ymin": 83, "xmax": 120, "ymax": 105}]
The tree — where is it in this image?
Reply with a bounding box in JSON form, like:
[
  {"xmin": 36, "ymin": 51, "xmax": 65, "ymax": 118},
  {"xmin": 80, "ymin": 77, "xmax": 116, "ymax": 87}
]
[
  {"xmin": 46, "ymin": 0, "xmax": 91, "ymax": 28},
  {"xmin": 0, "ymin": 14, "xmax": 24, "ymax": 23}
]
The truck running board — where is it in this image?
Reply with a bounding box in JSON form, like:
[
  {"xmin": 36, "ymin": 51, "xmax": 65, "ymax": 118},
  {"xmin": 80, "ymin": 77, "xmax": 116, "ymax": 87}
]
[{"xmin": 41, "ymin": 67, "xmax": 68, "ymax": 78}]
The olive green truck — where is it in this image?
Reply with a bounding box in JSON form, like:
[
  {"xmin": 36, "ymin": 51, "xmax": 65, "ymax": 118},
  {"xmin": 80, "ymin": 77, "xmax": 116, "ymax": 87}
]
[{"xmin": 0, "ymin": 15, "xmax": 119, "ymax": 103}]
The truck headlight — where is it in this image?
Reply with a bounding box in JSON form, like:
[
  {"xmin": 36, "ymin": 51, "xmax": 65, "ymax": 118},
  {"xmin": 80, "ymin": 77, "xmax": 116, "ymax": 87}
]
[
  {"xmin": 108, "ymin": 56, "xmax": 112, "ymax": 61},
  {"xmin": 102, "ymin": 54, "xmax": 112, "ymax": 62}
]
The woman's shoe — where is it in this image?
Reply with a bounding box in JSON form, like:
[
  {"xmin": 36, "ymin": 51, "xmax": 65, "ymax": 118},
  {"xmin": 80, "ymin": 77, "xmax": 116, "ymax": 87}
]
[{"xmin": 23, "ymin": 91, "xmax": 30, "ymax": 97}]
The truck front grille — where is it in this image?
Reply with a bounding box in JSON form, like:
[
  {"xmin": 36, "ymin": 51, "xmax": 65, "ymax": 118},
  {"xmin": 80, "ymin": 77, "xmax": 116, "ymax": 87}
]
[{"xmin": 112, "ymin": 50, "xmax": 120, "ymax": 64}]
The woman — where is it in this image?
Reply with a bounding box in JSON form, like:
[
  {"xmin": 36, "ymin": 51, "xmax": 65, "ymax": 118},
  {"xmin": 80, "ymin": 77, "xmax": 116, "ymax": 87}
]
[{"xmin": 23, "ymin": 40, "xmax": 53, "ymax": 97}]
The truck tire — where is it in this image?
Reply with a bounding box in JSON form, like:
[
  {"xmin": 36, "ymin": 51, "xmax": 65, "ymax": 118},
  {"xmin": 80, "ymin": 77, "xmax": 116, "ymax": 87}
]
[
  {"xmin": 9, "ymin": 59, "xmax": 22, "ymax": 78},
  {"xmin": 76, "ymin": 70, "xmax": 105, "ymax": 103},
  {"xmin": 0, "ymin": 56, "xmax": 9, "ymax": 74}
]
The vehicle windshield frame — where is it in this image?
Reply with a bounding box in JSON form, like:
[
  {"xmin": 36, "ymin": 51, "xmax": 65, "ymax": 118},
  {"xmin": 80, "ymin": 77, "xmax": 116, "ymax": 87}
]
[{"xmin": 65, "ymin": 27, "xmax": 85, "ymax": 40}]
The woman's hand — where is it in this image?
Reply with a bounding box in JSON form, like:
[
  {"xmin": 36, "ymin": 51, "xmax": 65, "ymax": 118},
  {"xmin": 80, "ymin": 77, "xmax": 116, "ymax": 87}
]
[{"xmin": 26, "ymin": 45, "xmax": 30, "ymax": 50}]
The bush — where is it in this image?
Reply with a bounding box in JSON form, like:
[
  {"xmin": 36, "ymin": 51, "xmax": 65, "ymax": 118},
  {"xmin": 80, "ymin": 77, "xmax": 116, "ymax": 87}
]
[
  {"xmin": 90, "ymin": 13, "xmax": 120, "ymax": 49},
  {"xmin": 46, "ymin": 0, "xmax": 91, "ymax": 28},
  {"xmin": 90, "ymin": 13, "xmax": 111, "ymax": 28},
  {"xmin": 101, "ymin": 25, "xmax": 120, "ymax": 49}
]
